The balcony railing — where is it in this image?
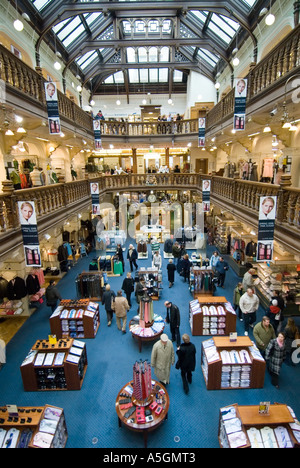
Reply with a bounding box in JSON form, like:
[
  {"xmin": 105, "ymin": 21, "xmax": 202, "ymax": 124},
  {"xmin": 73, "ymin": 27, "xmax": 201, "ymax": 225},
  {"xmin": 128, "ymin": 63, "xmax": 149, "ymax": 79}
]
[{"xmin": 0, "ymin": 174, "xmax": 299, "ymax": 257}]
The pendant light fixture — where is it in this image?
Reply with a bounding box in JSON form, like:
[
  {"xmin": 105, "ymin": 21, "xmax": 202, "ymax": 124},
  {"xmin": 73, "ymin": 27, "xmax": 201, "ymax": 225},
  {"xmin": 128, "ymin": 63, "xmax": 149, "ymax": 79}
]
[
  {"xmin": 13, "ymin": 0, "xmax": 24, "ymax": 31},
  {"xmin": 265, "ymin": 0, "xmax": 275, "ymax": 25}
]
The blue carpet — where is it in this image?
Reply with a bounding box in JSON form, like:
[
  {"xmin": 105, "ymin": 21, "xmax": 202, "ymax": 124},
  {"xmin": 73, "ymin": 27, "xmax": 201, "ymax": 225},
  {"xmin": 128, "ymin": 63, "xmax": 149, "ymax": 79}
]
[{"xmin": 0, "ymin": 242, "xmax": 300, "ymax": 449}]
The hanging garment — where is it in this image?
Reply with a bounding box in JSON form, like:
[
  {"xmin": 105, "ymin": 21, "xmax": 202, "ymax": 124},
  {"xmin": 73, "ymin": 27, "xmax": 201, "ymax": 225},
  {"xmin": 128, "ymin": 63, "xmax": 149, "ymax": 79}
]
[
  {"xmin": 262, "ymin": 158, "xmax": 274, "ymax": 178},
  {"xmin": 7, "ymin": 277, "xmax": 27, "ymax": 300},
  {"xmin": 0, "ymin": 277, "xmax": 9, "ymax": 300},
  {"xmin": 26, "ymin": 274, "xmax": 40, "ymax": 295}
]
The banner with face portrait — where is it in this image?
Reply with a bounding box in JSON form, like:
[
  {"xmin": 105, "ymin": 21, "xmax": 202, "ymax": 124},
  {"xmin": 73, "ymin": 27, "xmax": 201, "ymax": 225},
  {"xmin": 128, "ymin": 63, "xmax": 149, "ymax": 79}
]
[
  {"xmin": 202, "ymin": 179, "xmax": 211, "ymax": 212},
  {"xmin": 93, "ymin": 120, "xmax": 102, "ymax": 150},
  {"xmin": 257, "ymin": 195, "xmax": 277, "ymax": 262},
  {"xmin": 90, "ymin": 182, "xmax": 100, "ymax": 215},
  {"xmin": 234, "ymin": 78, "xmax": 247, "ymax": 131},
  {"xmin": 198, "ymin": 117, "xmax": 206, "ymax": 147},
  {"xmin": 18, "ymin": 201, "xmax": 41, "ymax": 267},
  {"xmin": 44, "ymin": 82, "xmax": 61, "ymax": 135}
]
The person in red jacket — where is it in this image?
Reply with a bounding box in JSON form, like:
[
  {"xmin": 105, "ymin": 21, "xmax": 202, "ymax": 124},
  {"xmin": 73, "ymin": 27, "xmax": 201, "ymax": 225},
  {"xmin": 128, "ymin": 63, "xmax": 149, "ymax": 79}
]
[{"xmin": 266, "ymin": 299, "xmax": 281, "ymax": 334}]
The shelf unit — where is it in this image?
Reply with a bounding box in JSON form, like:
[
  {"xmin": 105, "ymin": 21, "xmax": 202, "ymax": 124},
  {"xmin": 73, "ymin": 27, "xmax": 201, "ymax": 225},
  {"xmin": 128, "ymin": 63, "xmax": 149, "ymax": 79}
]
[
  {"xmin": 0, "ymin": 405, "xmax": 68, "ymax": 448},
  {"xmin": 49, "ymin": 300, "xmax": 100, "ymax": 339},
  {"xmin": 75, "ymin": 271, "xmax": 104, "ymax": 300},
  {"xmin": 137, "ymin": 268, "xmax": 162, "ymax": 300},
  {"xmin": 20, "ymin": 338, "xmax": 88, "ymax": 391},
  {"xmin": 201, "ymin": 336, "xmax": 266, "ymax": 390},
  {"xmin": 218, "ymin": 403, "xmax": 300, "ymax": 448},
  {"xmin": 189, "ymin": 297, "xmax": 236, "ymax": 336}
]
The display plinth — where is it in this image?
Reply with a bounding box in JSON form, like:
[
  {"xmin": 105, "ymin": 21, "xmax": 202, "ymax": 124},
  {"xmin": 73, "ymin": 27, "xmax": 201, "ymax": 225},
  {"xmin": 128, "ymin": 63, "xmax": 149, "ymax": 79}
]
[{"xmin": 189, "ymin": 297, "xmax": 236, "ymax": 336}]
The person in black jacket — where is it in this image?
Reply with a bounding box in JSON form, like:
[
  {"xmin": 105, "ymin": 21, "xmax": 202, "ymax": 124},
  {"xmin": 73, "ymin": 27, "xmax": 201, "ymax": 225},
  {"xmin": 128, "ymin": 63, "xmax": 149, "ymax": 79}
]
[
  {"xmin": 167, "ymin": 259, "xmax": 176, "ymax": 288},
  {"xmin": 101, "ymin": 284, "xmax": 116, "ymax": 326},
  {"xmin": 176, "ymin": 334, "xmax": 196, "ymax": 394},
  {"xmin": 127, "ymin": 244, "xmax": 138, "ymax": 272},
  {"xmin": 116, "ymin": 243, "xmax": 124, "ymax": 274},
  {"xmin": 164, "ymin": 301, "xmax": 181, "ymax": 346},
  {"xmin": 45, "ymin": 280, "xmax": 62, "ymax": 313},
  {"xmin": 121, "ymin": 272, "xmax": 135, "ymax": 307}
]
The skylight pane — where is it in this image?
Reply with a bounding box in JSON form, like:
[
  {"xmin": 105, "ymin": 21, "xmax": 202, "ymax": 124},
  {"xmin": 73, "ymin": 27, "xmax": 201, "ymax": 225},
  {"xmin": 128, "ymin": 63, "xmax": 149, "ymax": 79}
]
[
  {"xmin": 57, "ymin": 17, "xmax": 81, "ymax": 41},
  {"xmin": 126, "ymin": 48, "xmax": 136, "ymax": 63},
  {"xmin": 190, "ymin": 11, "xmax": 208, "ymax": 24},
  {"xmin": 62, "ymin": 24, "xmax": 85, "ymax": 47},
  {"xmin": 149, "ymin": 47, "xmax": 158, "ymax": 62},
  {"xmin": 149, "ymin": 69, "xmax": 158, "ymax": 82},
  {"xmin": 77, "ymin": 50, "xmax": 95, "ymax": 66},
  {"xmin": 138, "ymin": 47, "xmax": 147, "ymax": 63},
  {"xmin": 78, "ymin": 51, "xmax": 98, "ymax": 70},
  {"xmin": 31, "ymin": 0, "xmax": 53, "ymax": 11},
  {"xmin": 208, "ymin": 21, "xmax": 231, "ymax": 44},
  {"xmin": 129, "ymin": 69, "xmax": 139, "ymax": 83},
  {"xmin": 160, "ymin": 47, "xmax": 169, "ymax": 62},
  {"xmin": 104, "ymin": 76, "xmax": 114, "ymax": 84},
  {"xmin": 139, "ymin": 69, "xmax": 149, "ymax": 82},
  {"xmin": 114, "ymin": 71, "xmax": 124, "ymax": 84},
  {"xmin": 159, "ymin": 68, "xmax": 168, "ymax": 82},
  {"xmin": 173, "ymin": 70, "xmax": 183, "ymax": 82},
  {"xmin": 84, "ymin": 13, "xmax": 102, "ymax": 26}
]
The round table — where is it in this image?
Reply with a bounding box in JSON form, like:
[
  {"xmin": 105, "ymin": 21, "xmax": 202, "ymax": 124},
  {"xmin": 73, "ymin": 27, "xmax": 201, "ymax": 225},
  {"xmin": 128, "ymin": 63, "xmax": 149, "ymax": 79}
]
[
  {"xmin": 129, "ymin": 315, "xmax": 165, "ymax": 352},
  {"xmin": 115, "ymin": 380, "xmax": 169, "ymax": 448}
]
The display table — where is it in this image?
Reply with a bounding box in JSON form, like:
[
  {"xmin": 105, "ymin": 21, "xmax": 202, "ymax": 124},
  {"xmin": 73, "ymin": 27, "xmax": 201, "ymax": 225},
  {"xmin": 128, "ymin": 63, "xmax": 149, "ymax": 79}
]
[
  {"xmin": 0, "ymin": 405, "xmax": 68, "ymax": 448},
  {"xmin": 218, "ymin": 403, "xmax": 300, "ymax": 448},
  {"xmin": 115, "ymin": 380, "xmax": 169, "ymax": 448},
  {"xmin": 129, "ymin": 314, "xmax": 165, "ymax": 352},
  {"xmin": 201, "ymin": 336, "xmax": 266, "ymax": 390},
  {"xmin": 49, "ymin": 300, "xmax": 100, "ymax": 339},
  {"xmin": 189, "ymin": 296, "xmax": 236, "ymax": 336}
]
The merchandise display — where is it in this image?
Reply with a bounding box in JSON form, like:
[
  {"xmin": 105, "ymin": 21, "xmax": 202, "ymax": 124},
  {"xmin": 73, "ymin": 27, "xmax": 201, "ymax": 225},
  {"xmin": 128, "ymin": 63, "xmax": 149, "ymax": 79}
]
[
  {"xmin": 0, "ymin": 405, "xmax": 67, "ymax": 448},
  {"xmin": 201, "ymin": 336, "xmax": 265, "ymax": 390},
  {"xmin": 137, "ymin": 267, "xmax": 162, "ymax": 300},
  {"xmin": 20, "ymin": 338, "xmax": 87, "ymax": 391},
  {"xmin": 49, "ymin": 300, "xmax": 100, "ymax": 339},
  {"xmin": 218, "ymin": 403, "xmax": 300, "ymax": 448},
  {"xmin": 190, "ymin": 267, "xmax": 215, "ymax": 296},
  {"xmin": 189, "ymin": 297, "xmax": 236, "ymax": 336},
  {"xmin": 75, "ymin": 272, "xmax": 104, "ymax": 299}
]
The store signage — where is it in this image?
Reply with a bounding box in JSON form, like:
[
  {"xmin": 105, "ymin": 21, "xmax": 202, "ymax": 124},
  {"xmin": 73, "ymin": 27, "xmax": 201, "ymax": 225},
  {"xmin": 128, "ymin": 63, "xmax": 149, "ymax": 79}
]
[
  {"xmin": 198, "ymin": 117, "xmax": 206, "ymax": 147},
  {"xmin": 18, "ymin": 201, "xmax": 41, "ymax": 267},
  {"xmin": 44, "ymin": 82, "xmax": 61, "ymax": 135},
  {"xmin": 93, "ymin": 120, "xmax": 102, "ymax": 150},
  {"xmin": 202, "ymin": 179, "xmax": 211, "ymax": 212},
  {"xmin": 90, "ymin": 182, "xmax": 100, "ymax": 215},
  {"xmin": 257, "ymin": 196, "xmax": 277, "ymax": 262},
  {"xmin": 233, "ymin": 78, "xmax": 247, "ymax": 131}
]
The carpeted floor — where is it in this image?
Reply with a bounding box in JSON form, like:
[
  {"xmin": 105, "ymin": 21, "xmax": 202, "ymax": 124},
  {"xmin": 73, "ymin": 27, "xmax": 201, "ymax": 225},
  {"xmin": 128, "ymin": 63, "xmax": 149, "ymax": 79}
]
[{"xmin": 0, "ymin": 240, "xmax": 300, "ymax": 449}]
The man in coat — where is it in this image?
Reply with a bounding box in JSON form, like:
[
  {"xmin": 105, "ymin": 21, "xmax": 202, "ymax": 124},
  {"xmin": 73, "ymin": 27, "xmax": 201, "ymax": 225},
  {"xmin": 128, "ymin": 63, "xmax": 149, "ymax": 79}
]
[
  {"xmin": 121, "ymin": 272, "xmax": 135, "ymax": 307},
  {"xmin": 253, "ymin": 316, "xmax": 276, "ymax": 358},
  {"xmin": 151, "ymin": 334, "xmax": 175, "ymax": 385},
  {"xmin": 164, "ymin": 301, "xmax": 181, "ymax": 346},
  {"xmin": 112, "ymin": 290, "xmax": 130, "ymax": 333},
  {"xmin": 127, "ymin": 244, "xmax": 138, "ymax": 272},
  {"xmin": 167, "ymin": 258, "xmax": 176, "ymax": 288},
  {"xmin": 45, "ymin": 280, "xmax": 62, "ymax": 313},
  {"xmin": 101, "ymin": 284, "xmax": 116, "ymax": 326},
  {"xmin": 176, "ymin": 334, "xmax": 196, "ymax": 394},
  {"xmin": 215, "ymin": 256, "xmax": 229, "ymax": 288}
]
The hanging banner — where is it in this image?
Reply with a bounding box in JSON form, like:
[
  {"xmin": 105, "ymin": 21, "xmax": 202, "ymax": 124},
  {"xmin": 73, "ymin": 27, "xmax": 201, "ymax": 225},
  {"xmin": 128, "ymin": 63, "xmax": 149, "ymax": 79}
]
[
  {"xmin": 18, "ymin": 201, "xmax": 41, "ymax": 267},
  {"xmin": 198, "ymin": 117, "xmax": 206, "ymax": 147},
  {"xmin": 202, "ymin": 179, "xmax": 211, "ymax": 212},
  {"xmin": 233, "ymin": 78, "xmax": 247, "ymax": 131},
  {"xmin": 44, "ymin": 82, "xmax": 61, "ymax": 135},
  {"xmin": 257, "ymin": 195, "xmax": 277, "ymax": 262},
  {"xmin": 90, "ymin": 182, "xmax": 100, "ymax": 215},
  {"xmin": 93, "ymin": 120, "xmax": 102, "ymax": 150}
]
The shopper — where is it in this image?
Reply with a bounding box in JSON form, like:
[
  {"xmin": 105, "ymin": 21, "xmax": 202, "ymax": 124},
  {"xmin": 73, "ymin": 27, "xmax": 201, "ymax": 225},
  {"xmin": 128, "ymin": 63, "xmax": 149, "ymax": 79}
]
[
  {"xmin": 151, "ymin": 334, "xmax": 175, "ymax": 385},
  {"xmin": 127, "ymin": 244, "xmax": 138, "ymax": 272},
  {"xmin": 181, "ymin": 254, "xmax": 191, "ymax": 283},
  {"xmin": 233, "ymin": 282, "xmax": 245, "ymax": 321},
  {"xmin": 253, "ymin": 316, "xmax": 276, "ymax": 358},
  {"xmin": 215, "ymin": 256, "xmax": 229, "ymax": 288},
  {"xmin": 209, "ymin": 251, "xmax": 220, "ymax": 271},
  {"xmin": 116, "ymin": 243, "xmax": 125, "ymax": 274},
  {"xmin": 45, "ymin": 280, "xmax": 62, "ymax": 313},
  {"xmin": 283, "ymin": 318, "xmax": 299, "ymax": 366},
  {"xmin": 135, "ymin": 279, "xmax": 145, "ymax": 312},
  {"xmin": 121, "ymin": 272, "xmax": 135, "ymax": 307},
  {"xmin": 112, "ymin": 290, "xmax": 130, "ymax": 333},
  {"xmin": 101, "ymin": 284, "xmax": 116, "ymax": 326},
  {"xmin": 271, "ymin": 290, "xmax": 285, "ymax": 332},
  {"xmin": 152, "ymin": 250, "xmax": 162, "ymax": 269},
  {"xmin": 239, "ymin": 288, "xmax": 260, "ymax": 336},
  {"xmin": 164, "ymin": 301, "xmax": 181, "ymax": 346},
  {"xmin": 172, "ymin": 242, "xmax": 181, "ymax": 266},
  {"xmin": 266, "ymin": 299, "xmax": 282, "ymax": 334},
  {"xmin": 167, "ymin": 258, "xmax": 176, "ymax": 288},
  {"xmin": 242, "ymin": 268, "xmax": 256, "ymax": 291},
  {"xmin": 176, "ymin": 334, "xmax": 196, "ymax": 395},
  {"xmin": 265, "ymin": 332, "xmax": 286, "ymax": 388}
]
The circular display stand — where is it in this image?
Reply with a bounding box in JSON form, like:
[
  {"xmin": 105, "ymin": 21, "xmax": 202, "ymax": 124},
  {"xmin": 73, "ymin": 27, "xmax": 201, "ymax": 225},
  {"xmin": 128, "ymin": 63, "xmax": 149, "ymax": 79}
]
[{"xmin": 129, "ymin": 315, "xmax": 164, "ymax": 352}]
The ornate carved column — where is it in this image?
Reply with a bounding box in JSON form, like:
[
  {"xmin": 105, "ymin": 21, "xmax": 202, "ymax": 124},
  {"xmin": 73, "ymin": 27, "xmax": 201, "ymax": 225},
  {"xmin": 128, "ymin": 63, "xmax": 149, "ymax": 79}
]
[{"xmin": 132, "ymin": 148, "xmax": 137, "ymax": 173}]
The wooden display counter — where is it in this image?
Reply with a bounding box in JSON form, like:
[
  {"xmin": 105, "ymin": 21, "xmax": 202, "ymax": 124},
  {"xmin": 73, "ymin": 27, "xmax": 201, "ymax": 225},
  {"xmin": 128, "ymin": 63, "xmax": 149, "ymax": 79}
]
[
  {"xmin": 218, "ymin": 403, "xmax": 300, "ymax": 448},
  {"xmin": 0, "ymin": 405, "xmax": 67, "ymax": 448},
  {"xmin": 20, "ymin": 338, "xmax": 88, "ymax": 392},
  {"xmin": 115, "ymin": 380, "xmax": 169, "ymax": 448},
  {"xmin": 201, "ymin": 336, "xmax": 266, "ymax": 390},
  {"xmin": 49, "ymin": 300, "xmax": 100, "ymax": 339},
  {"xmin": 189, "ymin": 296, "xmax": 236, "ymax": 336}
]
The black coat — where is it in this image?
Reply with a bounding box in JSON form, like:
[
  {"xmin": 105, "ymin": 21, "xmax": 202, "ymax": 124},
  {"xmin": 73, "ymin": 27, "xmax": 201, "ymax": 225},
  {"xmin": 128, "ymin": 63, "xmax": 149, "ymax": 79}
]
[
  {"xmin": 167, "ymin": 263, "xmax": 176, "ymax": 282},
  {"xmin": 102, "ymin": 290, "xmax": 116, "ymax": 311},
  {"xmin": 122, "ymin": 277, "xmax": 135, "ymax": 294},
  {"xmin": 116, "ymin": 246, "xmax": 124, "ymax": 263},
  {"xmin": 127, "ymin": 248, "xmax": 138, "ymax": 261},
  {"xmin": 176, "ymin": 342, "xmax": 196, "ymax": 372},
  {"xmin": 167, "ymin": 303, "xmax": 180, "ymax": 328},
  {"xmin": 45, "ymin": 285, "xmax": 62, "ymax": 306},
  {"xmin": 7, "ymin": 277, "xmax": 27, "ymax": 300}
]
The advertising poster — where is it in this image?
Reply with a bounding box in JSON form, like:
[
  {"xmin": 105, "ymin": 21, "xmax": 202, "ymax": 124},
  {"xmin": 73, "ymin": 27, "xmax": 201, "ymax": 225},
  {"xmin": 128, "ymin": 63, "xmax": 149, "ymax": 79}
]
[
  {"xmin": 18, "ymin": 201, "xmax": 41, "ymax": 267},
  {"xmin": 198, "ymin": 117, "xmax": 206, "ymax": 147},
  {"xmin": 257, "ymin": 195, "xmax": 277, "ymax": 262},
  {"xmin": 202, "ymin": 179, "xmax": 211, "ymax": 212},
  {"xmin": 44, "ymin": 82, "xmax": 61, "ymax": 135},
  {"xmin": 93, "ymin": 120, "xmax": 102, "ymax": 150},
  {"xmin": 234, "ymin": 78, "xmax": 247, "ymax": 131},
  {"xmin": 90, "ymin": 182, "xmax": 100, "ymax": 215}
]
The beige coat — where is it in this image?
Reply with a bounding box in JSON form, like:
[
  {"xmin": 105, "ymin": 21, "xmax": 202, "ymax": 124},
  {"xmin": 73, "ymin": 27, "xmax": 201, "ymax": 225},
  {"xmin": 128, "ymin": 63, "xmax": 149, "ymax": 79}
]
[
  {"xmin": 112, "ymin": 296, "xmax": 129, "ymax": 317},
  {"xmin": 151, "ymin": 339, "xmax": 175, "ymax": 384}
]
